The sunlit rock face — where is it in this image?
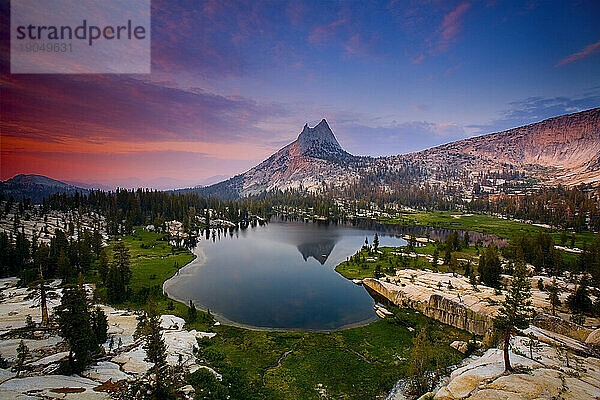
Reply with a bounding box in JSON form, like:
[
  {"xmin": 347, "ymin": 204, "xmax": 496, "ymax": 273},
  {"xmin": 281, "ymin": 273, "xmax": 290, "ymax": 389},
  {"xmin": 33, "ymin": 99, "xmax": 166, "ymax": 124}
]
[
  {"xmin": 236, "ymin": 119, "xmax": 360, "ymax": 196},
  {"xmin": 362, "ymin": 273, "xmax": 499, "ymax": 335},
  {"xmin": 294, "ymin": 119, "xmax": 353, "ymax": 161},
  {"xmin": 362, "ymin": 270, "xmax": 588, "ymax": 338},
  {"xmin": 439, "ymin": 107, "xmax": 600, "ymax": 183},
  {"xmin": 533, "ymin": 312, "xmax": 592, "ymax": 342}
]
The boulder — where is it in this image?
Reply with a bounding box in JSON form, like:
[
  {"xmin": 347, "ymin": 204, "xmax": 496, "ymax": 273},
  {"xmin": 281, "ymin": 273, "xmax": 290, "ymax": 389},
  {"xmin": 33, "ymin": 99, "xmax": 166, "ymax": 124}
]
[
  {"xmin": 111, "ymin": 346, "xmax": 152, "ymax": 375},
  {"xmin": 450, "ymin": 341, "xmax": 469, "ymax": 354},
  {"xmin": 486, "ymin": 368, "xmax": 563, "ymax": 398},
  {"xmin": 433, "ymin": 333, "xmax": 600, "ymax": 400}
]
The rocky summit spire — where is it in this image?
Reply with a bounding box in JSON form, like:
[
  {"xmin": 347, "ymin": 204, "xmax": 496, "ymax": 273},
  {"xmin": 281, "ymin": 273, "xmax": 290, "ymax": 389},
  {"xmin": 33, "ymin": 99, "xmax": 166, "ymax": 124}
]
[{"xmin": 296, "ymin": 119, "xmax": 351, "ymax": 160}]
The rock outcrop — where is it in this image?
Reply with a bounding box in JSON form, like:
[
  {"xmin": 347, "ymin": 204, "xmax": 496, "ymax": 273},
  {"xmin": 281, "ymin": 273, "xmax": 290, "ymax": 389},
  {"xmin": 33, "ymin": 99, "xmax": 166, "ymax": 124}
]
[
  {"xmin": 587, "ymin": 327, "xmax": 600, "ymax": 351},
  {"xmin": 433, "ymin": 332, "xmax": 600, "ymax": 399},
  {"xmin": 195, "ymin": 119, "xmax": 361, "ymax": 198},
  {"xmin": 0, "ymin": 278, "xmax": 217, "ymax": 399},
  {"xmin": 437, "ymin": 107, "xmax": 600, "ymax": 184},
  {"xmin": 362, "ymin": 270, "xmax": 594, "ymax": 339},
  {"xmin": 534, "ymin": 312, "xmax": 592, "ymax": 343},
  {"xmin": 362, "ymin": 272, "xmax": 501, "ymax": 335}
]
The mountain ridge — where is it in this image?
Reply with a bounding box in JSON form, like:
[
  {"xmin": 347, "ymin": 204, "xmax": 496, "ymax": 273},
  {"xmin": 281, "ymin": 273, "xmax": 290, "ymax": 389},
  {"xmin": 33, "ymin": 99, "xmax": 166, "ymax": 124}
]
[
  {"xmin": 194, "ymin": 107, "xmax": 600, "ymax": 198},
  {"xmin": 4, "ymin": 108, "xmax": 599, "ymax": 202},
  {"xmin": 0, "ymin": 174, "xmax": 89, "ymax": 203}
]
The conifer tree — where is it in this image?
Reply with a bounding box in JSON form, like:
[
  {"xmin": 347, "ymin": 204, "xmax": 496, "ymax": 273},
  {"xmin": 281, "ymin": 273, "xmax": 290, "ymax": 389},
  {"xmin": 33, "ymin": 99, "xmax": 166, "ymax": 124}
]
[
  {"xmin": 90, "ymin": 306, "xmax": 108, "ymax": 346},
  {"xmin": 15, "ymin": 340, "xmax": 29, "ymax": 377},
  {"xmin": 56, "ymin": 285, "xmax": 98, "ymax": 373},
  {"xmin": 432, "ymin": 247, "xmax": 439, "ymax": 270},
  {"xmin": 493, "ymin": 263, "xmax": 533, "ymax": 372},
  {"xmin": 567, "ymin": 275, "xmax": 593, "ymax": 316},
  {"xmin": 479, "ymin": 244, "xmax": 502, "ymax": 288},
  {"xmin": 546, "ymin": 278, "xmax": 561, "ymax": 316},
  {"xmin": 136, "ymin": 302, "xmax": 171, "ymax": 398},
  {"xmin": 106, "ymin": 243, "xmax": 131, "ymax": 302},
  {"xmin": 98, "ymin": 248, "xmax": 109, "ymax": 285},
  {"xmin": 187, "ymin": 300, "xmax": 197, "ymax": 323},
  {"xmin": 57, "ymin": 249, "xmax": 72, "ymax": 283}
]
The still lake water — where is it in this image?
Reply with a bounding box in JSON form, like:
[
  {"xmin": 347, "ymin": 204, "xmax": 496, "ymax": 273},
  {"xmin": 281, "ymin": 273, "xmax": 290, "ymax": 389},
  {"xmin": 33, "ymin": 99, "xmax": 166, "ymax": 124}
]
[{"xmin": 164, "ymin": 219, "xmax": 407, "ymax": 331}]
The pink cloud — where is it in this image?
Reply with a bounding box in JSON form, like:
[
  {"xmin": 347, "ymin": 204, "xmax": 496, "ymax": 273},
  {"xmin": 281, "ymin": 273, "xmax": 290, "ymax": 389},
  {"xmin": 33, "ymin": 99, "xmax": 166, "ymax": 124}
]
[
  {"xmin": 556, "ymin": 40, "xmax": 600, "ymax": 67},
  {"xmin": 412, "ymin": 2, "xmax": 471, "ymax": 63},
  {"xmin": 436, "ymin": 2, "xmax": 471, "ymax": 53},
  {"xmin": 308, "ymin": 17, "xmax": 348, "ymax": 43},
  {"xmin": 344, "ymin": 34, "xmax": 374, "ymax": 57},
  {"xmin": 412, "ymin": 54, "xmax": 426, "ymax": 64}
]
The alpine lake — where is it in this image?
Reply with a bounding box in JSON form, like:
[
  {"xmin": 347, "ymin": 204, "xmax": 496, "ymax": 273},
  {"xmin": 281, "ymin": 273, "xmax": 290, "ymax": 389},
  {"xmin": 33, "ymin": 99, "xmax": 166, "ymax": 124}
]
[{"xmin": 164, "ymin": 217, "xmax": 502, "ymax": 331}]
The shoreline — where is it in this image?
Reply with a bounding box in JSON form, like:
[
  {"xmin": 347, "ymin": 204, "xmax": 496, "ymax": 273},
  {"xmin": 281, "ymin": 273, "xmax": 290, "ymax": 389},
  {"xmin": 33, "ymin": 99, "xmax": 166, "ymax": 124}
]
[{"xmin": 162, "ymin": 240, "xmax": 382, "ymax": 333}]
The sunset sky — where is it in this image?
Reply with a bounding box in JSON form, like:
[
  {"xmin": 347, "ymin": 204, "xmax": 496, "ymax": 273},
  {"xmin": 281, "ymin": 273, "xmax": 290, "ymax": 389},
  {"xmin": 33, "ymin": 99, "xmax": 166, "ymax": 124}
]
[{"xmin": 1, "ymin": 0, "xmax": 599, "ymax": 189}]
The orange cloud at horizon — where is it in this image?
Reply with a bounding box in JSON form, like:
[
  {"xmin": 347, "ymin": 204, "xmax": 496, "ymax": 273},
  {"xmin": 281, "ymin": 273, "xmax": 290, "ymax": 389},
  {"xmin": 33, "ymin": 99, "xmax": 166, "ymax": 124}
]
[
  {"xmin": 2, "ymin": 136, "xmax": 276, "ymax": 161},
  {"xmin": 0, "ymin": 135, "xmax": 277, "ymax": 186}
]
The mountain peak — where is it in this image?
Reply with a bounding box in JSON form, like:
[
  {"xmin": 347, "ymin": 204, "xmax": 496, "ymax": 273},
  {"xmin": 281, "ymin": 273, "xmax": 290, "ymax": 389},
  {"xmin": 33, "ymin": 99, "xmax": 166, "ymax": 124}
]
[
  {"xmin": 316, "ymin": 118, "xmax": 329, "ymax": 127},
  {"xmin": 297, "ymin": 119, "xmax": 335, "ymax": 144},
  {"xmin": 296, "ymin": 119, "xmax": 351, "ymax": 160}
]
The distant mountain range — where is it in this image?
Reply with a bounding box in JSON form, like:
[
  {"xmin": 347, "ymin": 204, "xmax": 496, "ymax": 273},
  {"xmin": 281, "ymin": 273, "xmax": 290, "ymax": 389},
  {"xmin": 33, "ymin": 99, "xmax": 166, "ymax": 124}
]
[
  {"xmin": 3, "ymin": 108, "xmax": 600, "ymax": 202},
  {"xmin": 0, "ymin": 173, "xmax": 237, "ymax": 203},
  {"xmin": 190, "ymin": 108, "xmax": 600, "ymax": 199},
  {"xmin": 0, "ymin": 174, "xmax": 89, "ymax": 203}
]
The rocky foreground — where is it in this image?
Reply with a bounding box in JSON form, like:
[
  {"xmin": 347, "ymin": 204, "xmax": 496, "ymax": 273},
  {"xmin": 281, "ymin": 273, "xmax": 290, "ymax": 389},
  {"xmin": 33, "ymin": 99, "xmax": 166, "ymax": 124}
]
[
  {"xmin": 0, "ymin": 278, "xmax": 217, "ymax": 399},
  {"xmin": 363, "ymin": 270, "xmax": 600, "ymax": 399},
  {"xmin": 431, "ymin": 331, "xmax": 600, "ymax": 400}
]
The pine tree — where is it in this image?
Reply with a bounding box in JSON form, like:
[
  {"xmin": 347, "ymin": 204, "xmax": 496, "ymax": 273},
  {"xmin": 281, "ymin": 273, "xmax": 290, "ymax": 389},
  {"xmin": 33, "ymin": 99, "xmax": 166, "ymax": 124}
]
[
  {"xmin": 479, "ymin": 244, "xmax": 502, "ymax": 288},
  {"xmin": 408, "ymin": 329, "xmax": 440, "ymax": 396},
  {"xmin": 567, "ymin": 275, "xmax": 593, "ymax": 316},
  {"xmin": 546, "ymin": 278, "xmax": 561, "ymax": 316},
  {"xmin": 56, "ymin": 285, "xmax": 97, "ymax": 373},
  {"xmin": 493, "ymin": 263, "xmax": 533, "ymax": 372},
  {"xmin": 27, "ymin": 270, "xmax": 52, "ymax": 327},
  {"xmin": 97, "ymin": 248, "xmax": 109, "ymax": 286},
  {"xmin": 432, "ymin": 248, "xmax": 439, "ymax": 270},
  {"xmin": 90, "ymin": 307, "xmax": 108, "ymax": 345},
  {"xmin": 106, "ymin": 243, "xmax": 131, "ymax": 302},
  {"xmin": 136, "ymin": 302, "xmax": 171, "ymax": 398},
  {"xmin": 187, "ymin": 300, "xmax": 197, "ymax": 323},
  {"xmin": 15, "ymin": 340, "xmax": 29, "ymax": 377},
  {"xmin": 57, "ymin": 249, "xmax": 72, "ymax": 284},
  {"xmin": 408, "ymin": 233, "xmax": 416, "ymax": 252},
  {"xmin": 373, "ymin": 233, "xmax": 379, "ymax": 253}
]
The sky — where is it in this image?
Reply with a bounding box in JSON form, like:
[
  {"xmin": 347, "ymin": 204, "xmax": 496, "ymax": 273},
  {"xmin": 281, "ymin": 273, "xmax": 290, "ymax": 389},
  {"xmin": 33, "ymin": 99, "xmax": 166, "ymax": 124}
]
[{"xmin": 1, "ymin": 0, "xmax": 600, "ymax": 189}]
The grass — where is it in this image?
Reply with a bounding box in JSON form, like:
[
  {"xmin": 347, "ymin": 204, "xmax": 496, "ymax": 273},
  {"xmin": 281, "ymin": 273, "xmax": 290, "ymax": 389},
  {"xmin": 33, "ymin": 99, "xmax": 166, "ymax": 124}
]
[
  {"xmin": 117, "ymin": 229, "xmax": 195, "ymax": 294},
  {"xmin": 194, "ymin": 308, "xmax": 469, "ymax": 400},
  {"xmin": 335, "ymin": 244, "xmax": 480, "ymax": 280},
  {"xmin": 377, "ymin": 210, "xmax": 595, "ymax": 248},
  {"xmin": 377, "ymin": 210, "xmax": 546, "ymax": 237},
  {"xmin": 93, "ymin": 228, "xmax": 208, "ymax": 323},
  {"xmin": 93, "ymin": 228, "xmax": 470, "ymax": 399}
]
